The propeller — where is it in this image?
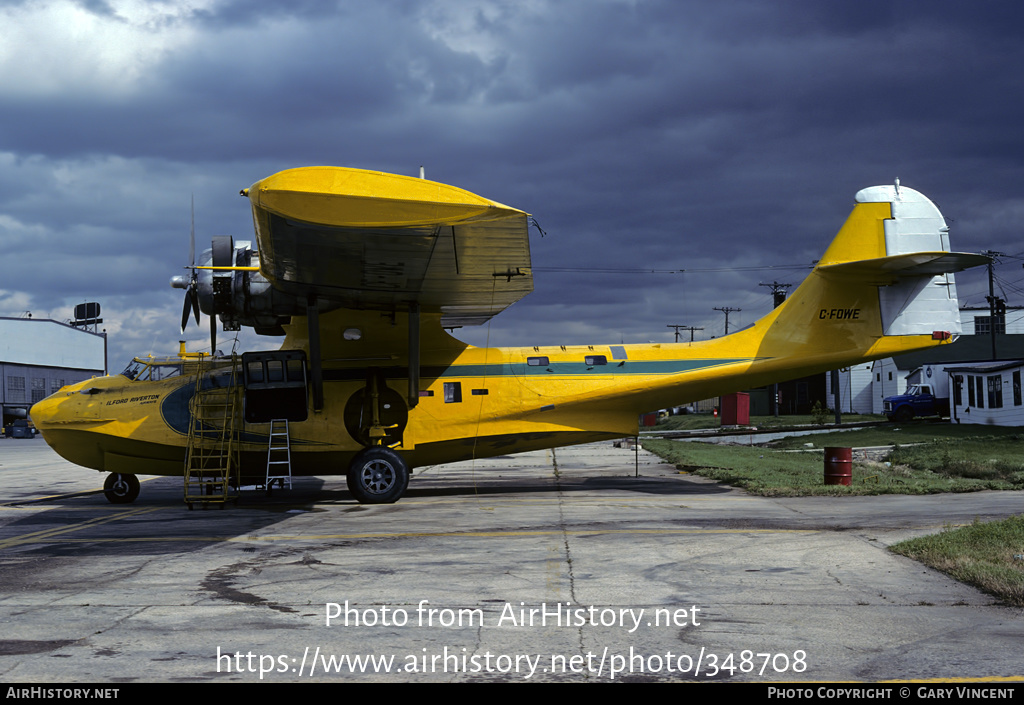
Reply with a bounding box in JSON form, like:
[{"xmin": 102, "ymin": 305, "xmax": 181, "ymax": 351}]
[
  {"xmin": 174, "ymin": 197, "xmax": 201, "ymax": 333},
  {"xmin": 172, "ymin": 197, "xmax": 220, "ymax": 355},
  {"xmin": 170, "ymin": 198, "xmax": 236, "ymax": 357}
]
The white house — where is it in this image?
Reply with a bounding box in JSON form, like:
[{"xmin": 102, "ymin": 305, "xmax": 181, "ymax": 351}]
[
  {"xmin": 827, "ymin": 320, "xmax": 1024, "ymax": 415},
  {"xmin": 947, "ymin": 360, "xmax": 1024, "ymax": 426}
]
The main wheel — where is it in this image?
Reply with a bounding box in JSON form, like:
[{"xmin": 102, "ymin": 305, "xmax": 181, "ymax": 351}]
[
  {"xmin": 894, "ymin": 406, "xmax": 913, "ymax": 422},
  {"xmin": 103, "ymin": 473, "xmax": 140, "ymax": 504},
  {"xmin": 346, "ymin": 447, "xmax": 409, "ymax": 504}
]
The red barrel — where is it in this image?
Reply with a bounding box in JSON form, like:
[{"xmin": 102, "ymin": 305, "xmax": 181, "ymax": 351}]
[{"xmin": 824, "ymin": 447, "xmax": 852, "ymax": 486}]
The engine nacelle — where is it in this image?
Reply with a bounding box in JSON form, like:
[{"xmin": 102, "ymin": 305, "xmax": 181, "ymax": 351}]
[
  {"xmin": 172, "ymin": 236, "xmax": 342, "ymax": 337},
  {"xmin": 191, "ymin": 238, "xmax": 301, "ymax": 335}
]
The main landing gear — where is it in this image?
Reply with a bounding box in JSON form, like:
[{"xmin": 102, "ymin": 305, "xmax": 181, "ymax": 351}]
[
  {"xmin": 346, "ymin": 447, "xmax": 409, "ymax": 504},
  {"xmin": 103, "ymin": 473, "xmax": 140, "ymax": 504},
  {"xmin": 343, "ymin": 366, "xmax": 411, "ymax": 504}
]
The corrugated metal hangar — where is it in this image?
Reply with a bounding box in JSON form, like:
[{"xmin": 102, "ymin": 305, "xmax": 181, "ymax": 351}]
[{"xmin": 0, "ymin": 317, "xmax": 106, "ymax": 426}]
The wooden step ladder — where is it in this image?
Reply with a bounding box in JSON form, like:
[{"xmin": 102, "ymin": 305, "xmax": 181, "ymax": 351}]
[
  {"xmin": 184, "ymin": 356, "xmax": 241, "ymax": 509},
  {"xmin": 265, "ymin": 419, "xmax": 292, "ymax": 491}
]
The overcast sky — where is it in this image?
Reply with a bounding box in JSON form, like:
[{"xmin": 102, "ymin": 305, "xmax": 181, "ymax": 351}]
[{"xmin": 2, "ymin": 0, "xmax": 1022, "ymax": 368}]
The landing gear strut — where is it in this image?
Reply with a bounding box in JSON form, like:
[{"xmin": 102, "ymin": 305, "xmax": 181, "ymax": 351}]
[
  {"xmin": 103, "ymin": 473, "xmax": 140, "ymax": 504},
  {"xmin": 346, "ymin": 447, "xmax": 409, "ymax": 504}
]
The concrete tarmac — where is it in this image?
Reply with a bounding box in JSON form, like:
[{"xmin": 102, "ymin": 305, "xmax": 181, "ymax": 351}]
[{"xmin": 0, "ymin": 436, "xmax": 1021, "ymax": 683}]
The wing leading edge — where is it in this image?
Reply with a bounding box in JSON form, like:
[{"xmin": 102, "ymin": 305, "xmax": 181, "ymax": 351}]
[{"xmin": 244, "ymin": 166, "xmax": 533, "ymax": 327}]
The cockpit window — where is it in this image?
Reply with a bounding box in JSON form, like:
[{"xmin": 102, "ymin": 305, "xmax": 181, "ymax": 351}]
[
  {"xmin": 120, "ymin": 360, "xmax": 182, "ymax": 382},
  {"xmin": 149, "ymin": 364, "xmax": 183, "ymax": 381},
  {"xmin": 121, "ymin": 361, "xmax": 144, "ymax": 380}
]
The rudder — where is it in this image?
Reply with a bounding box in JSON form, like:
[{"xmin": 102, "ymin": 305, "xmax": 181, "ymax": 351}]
[
  {"xmin": 814, "ymin": 183, "xmax": 988, "ymax": 338},
  {"xmin": 753, "ymin": 182, "xmax": 987, "ymax": 369}
]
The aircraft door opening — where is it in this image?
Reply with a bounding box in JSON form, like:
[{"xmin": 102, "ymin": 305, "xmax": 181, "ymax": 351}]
[{"xmin": 242, "ymin": 351, "xmax": 309, "ymax": 423}]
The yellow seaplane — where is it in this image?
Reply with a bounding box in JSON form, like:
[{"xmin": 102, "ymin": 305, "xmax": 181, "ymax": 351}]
[{"xmin": 31, "ymin": 168, "xmax": 987, "ymax": 506}]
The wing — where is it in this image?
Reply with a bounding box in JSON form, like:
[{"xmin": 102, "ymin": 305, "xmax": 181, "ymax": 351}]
[{"xmin": 244, "ymin": 166, "xmax": 533, "ymax": 326}]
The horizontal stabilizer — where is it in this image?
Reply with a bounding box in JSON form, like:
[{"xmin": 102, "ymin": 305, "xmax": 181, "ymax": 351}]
[{"xmin": 819, "ymin": 251, "xmax": 991, "ymax": 280}]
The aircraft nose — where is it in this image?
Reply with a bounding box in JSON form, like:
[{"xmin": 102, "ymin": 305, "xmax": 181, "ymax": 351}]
[{"xmin": 30, "ymin": 394, "xmax": 58, "ymax": 432}]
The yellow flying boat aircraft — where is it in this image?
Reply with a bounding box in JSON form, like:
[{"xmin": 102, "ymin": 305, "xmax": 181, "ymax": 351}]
[{"xmin": 30, "ymin": 168, "xmax": 987, "ymax": 506}]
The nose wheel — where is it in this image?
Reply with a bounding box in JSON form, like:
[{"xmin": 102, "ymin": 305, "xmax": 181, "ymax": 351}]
[
  {"xmin": 346, "ymin": 447, "xmax": 409, "ymax": 504},
  {"xmin": 103, "ymin": 473, "xmax": 140, "ymax": 504}
]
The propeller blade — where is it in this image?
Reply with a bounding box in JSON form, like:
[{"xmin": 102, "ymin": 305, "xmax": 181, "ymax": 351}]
[
  {"xmin": 189, "ymin": 286, "xmax": 200, "ymax": 326},
  {"xmin": 180, "ymin": 292, "xmax": 192, "ymax": 333},
  {"xmin": 210, "ymin": 314, "xmax": 217, "ymax": 357}
]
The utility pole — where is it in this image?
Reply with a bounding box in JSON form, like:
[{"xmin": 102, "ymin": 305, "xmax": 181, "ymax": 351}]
[
  {"xmin": 667, "ymin": 324, "xmax": 703, "ymax": 343},
  {"xmin": 982, "ymin": 251, "xmax": 1004, "ymax": 360},
  {"xmin": 759, "ymin": 281, "xmax": 792, "ymax": 308},
  {"xmin": 831, "ymin": 369, "xmax": 841, "ymax": 425},
  {"xmin": 760, "ymin": 282, "xmax": 791, "ymax": 418},
  {"xmin": 713, "ymin": 307, "xmax": 741, "ymax": 335}
]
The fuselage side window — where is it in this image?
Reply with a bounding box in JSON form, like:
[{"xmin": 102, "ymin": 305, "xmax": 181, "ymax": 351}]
[
  {"xmin": 247, "ymin": 361, "xmax": 264, "ymax": 384},
  {"xmin": 267, "ymin": 360, "xmax": 285, "ymax": 383},
  {"xmin": 444, "ymin": 382, "xmax": 462, "ymax": 403}
]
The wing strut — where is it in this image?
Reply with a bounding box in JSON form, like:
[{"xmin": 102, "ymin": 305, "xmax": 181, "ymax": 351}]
[
  {"xmin": 307, "ymin": 296, "xmax": 324, "ymax": 412},
  {"xmin": 408, "ymin": 302, "xmax": 420, "ymax": 409}
]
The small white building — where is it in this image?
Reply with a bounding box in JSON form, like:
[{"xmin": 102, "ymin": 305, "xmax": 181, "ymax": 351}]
[
  {"xmin": 827, "ymin": 326, "xmax": 1024, "ymax": 416},
  {"xmin": 827, "ymin": 363, "xmax": 875, "ymax": 414},
  {"xmin": 947, "ymin": 360, "xmax": 1024, "ymax": 426},
  {"xmin": 869, "ymin": 358, "xmax": 909, "ymax": 414},
  {"xmin": 958, "ymin": 307, "xmax": 1024, "ymax": 336}
]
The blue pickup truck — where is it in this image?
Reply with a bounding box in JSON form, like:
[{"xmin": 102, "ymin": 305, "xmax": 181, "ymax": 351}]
[{"xmin": 883, "ymin": 382, "xmax": 950, "ymax": 422}]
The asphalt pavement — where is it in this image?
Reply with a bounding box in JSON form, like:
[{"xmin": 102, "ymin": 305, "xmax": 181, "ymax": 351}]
[{"xmin": 0, "ymin": 436, "xmax": 1021, "ymax": 683}]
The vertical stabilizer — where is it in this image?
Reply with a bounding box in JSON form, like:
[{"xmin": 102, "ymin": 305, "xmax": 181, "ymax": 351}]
[
  {"xmin": 756, "ymin": 183, "xmax": 988, "ymax": 372},
  {"xmin": 858, "ymin": 184, "xmax": 960, "ymax": 337}
]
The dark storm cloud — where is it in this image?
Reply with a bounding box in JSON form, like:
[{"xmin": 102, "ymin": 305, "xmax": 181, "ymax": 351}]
[{"xmin": 0, "ymin": 0, "xmax": 1022, "ymax": 365}]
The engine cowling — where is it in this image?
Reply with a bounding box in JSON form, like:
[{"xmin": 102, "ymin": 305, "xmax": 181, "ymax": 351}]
[{"xmin": 172, "ymin": 237, "xmax": 304, "ymax": 336}]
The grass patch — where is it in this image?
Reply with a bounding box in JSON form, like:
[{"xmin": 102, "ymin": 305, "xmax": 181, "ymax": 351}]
[
  {"xmin": 642, "ymin": 436, "xmax": 1024, "ymax": 496},
  {"xmin": 887, "ymin": 437, "xmax": 1024, "ymax": 484},
  {"xmin": 654, "ymin": 413, "xmax": 886, "ymax": 432},
  {"xmin": 890, "ymin": 517, "xmax": 1024, "ymax": 606},
  {"xmin": 765, "ymin": 421, "xmax": 1024, "ymax": 450}
]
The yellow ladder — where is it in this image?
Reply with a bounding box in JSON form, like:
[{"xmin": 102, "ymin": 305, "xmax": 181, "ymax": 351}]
[
  {"xmin": 184, "ymin": 356, "xmax": 241, "ymax": 509},
  {"xmin": 265, "ymin": 419, "xmax": 292, "ymax": 491}
]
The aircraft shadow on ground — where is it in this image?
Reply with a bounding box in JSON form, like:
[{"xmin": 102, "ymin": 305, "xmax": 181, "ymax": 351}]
[
  {"xmin": 403, "ymin": 474, "xmax": 735, "ymax": 498},
  {"xmin": 0, "ymin": 470, "xmax": 732, "ymax": 561}
]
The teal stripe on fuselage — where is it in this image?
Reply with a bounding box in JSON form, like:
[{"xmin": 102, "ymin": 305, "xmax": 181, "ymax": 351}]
[{"xmin": 436, "ymin": 358, "xmax": 760, "ymax": 378}]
